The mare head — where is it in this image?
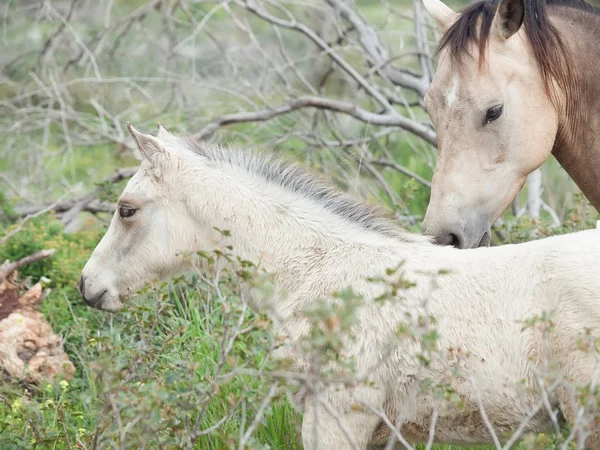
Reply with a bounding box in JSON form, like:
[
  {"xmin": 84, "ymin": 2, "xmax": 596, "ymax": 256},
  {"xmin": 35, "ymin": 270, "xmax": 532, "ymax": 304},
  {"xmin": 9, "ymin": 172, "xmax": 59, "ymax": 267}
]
[
  {"xmin": 79, "ymin": 124, "xmax": 202, "ymax": 312},
  {"xmin": 421, "ymin": 0, "xmax": 572, "ymax": 248}
]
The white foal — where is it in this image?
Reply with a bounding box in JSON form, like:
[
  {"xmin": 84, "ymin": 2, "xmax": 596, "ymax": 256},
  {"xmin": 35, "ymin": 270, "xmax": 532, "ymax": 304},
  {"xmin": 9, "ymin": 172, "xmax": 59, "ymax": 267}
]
[{"xmin": 80, "ymin": 124, "xmax": 600, "ymax": 449}]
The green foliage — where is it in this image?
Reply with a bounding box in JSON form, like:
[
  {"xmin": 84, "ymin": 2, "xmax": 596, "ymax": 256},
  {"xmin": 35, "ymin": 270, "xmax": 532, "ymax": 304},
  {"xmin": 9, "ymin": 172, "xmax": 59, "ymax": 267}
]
[
  {"xmin": 0, "ymin": 214, "xmax": 102, "ymax": 291},
  {"xmin": 0, "ymin": 191, "xmax": 16, "ymax": 226},
  {"xmin": 495, "ymin": 192, "xmax": 599, "ymax": 245},
  {"xmin": 0, "ymin": 252, "xmax": 302, "ymax": 449}
]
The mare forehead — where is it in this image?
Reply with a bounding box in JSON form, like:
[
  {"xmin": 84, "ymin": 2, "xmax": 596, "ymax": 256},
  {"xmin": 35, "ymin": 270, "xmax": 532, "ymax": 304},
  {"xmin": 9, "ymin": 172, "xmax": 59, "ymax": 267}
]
[
  {"xmin": 429, "ymin": 59, "xmax": 507, "ymax": 111},
  {"xmin": 445, "ymin": 75, "xmax": 460, "ymax": 107}
]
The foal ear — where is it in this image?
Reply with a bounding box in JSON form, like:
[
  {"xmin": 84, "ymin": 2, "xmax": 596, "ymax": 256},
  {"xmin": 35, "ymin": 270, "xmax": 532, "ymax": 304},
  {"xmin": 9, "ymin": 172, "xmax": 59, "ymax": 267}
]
[
  {"xmin": 422, "ymin": 0, "xmax": 458, "ymax": 32},
  {"xmin": 492, "ymin": 0, "xmax": 525, "ymax": 40},
  {"xmin": 127, "ymin": 123, "xmax": 163, "ymax": 163},
  {"xmin": 156, "ymin": 123, "xmax": 173, "ymax": 141}
]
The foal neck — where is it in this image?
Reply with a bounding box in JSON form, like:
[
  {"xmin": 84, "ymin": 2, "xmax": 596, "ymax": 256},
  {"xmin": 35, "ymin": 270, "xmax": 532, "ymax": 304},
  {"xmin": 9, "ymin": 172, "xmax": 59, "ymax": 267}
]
[
  {"xmin": 551, "ymin": 6, "xmax": 600, "ymax": 211},
  {"xmin": 182, "ymin": 153, "xmax": 406, "ymax": 279}
]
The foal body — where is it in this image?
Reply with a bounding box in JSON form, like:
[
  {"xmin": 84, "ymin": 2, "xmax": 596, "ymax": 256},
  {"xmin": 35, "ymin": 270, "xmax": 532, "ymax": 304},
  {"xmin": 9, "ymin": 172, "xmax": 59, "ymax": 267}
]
[
  {"xmin": 291, "ymin": 233, "xmax": 600, "ymax": 448},
  {"xmin": 80, "ymin": 126, "xmax": 600, "ymax": 448}
]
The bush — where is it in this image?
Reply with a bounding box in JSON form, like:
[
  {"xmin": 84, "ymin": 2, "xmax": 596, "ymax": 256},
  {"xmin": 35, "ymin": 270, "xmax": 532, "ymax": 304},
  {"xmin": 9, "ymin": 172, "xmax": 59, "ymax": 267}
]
[
  {"xmin": 0, "ymin": 248, "xmax": 303, "ymax": 449},
  {"xmin": 0, "ymin": 214, "xmax": 103, "ymax": 292}
]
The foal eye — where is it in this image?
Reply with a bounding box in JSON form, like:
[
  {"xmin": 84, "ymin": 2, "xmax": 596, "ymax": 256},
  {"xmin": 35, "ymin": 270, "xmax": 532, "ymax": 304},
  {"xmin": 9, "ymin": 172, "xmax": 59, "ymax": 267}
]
[
  {"xmin": 484, "ymin": 105, "xmax": 503, "ymax": 125},
  {"xmin": 119, "ymin": 205, "xmax": 137, "ymax": 219}
]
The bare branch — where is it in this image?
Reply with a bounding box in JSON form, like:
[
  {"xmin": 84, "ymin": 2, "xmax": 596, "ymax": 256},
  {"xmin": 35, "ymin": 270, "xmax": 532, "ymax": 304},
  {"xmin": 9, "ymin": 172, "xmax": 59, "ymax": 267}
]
[
  {"xmin": 325, "ymin": 0, "xmax": 428, "ymax": 95},
  {"xmin": 14, "ymin": 201, "xmax": 117, "ymax": 218},
  {"xmin": 470, "ymin": 378, "xmax": 502, "ymax": 450},
  {"xmin": 313, "ymin": 395, "xmax": 361, "ymax": 450},
  {"xmin": 368, "ymin": 158, "xmax": 432, "ymax": 188},
  {"xmin": 0, "ymin": 194, "xmax": 73, "ymax": 247},
  {"xmin": 235, "ymin": 0, "xmax": 396, "ymax": 113},
  {"xmin": 196, "ymin": 95, "xmax": 436, "ymax": 144},
  {"xmin": 0, "ymin": 249, "xmax": 57, "ymax": 280},
  {"xmin": 9, "ymin": 168, "xmax": 137, "ymax": 225}
]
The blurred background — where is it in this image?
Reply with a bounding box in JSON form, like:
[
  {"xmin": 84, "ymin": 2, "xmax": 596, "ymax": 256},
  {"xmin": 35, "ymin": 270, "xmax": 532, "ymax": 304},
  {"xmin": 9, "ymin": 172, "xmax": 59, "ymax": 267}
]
[{"xmin": 1, "ymin": 0, "xmax": 599, "ymax": 448}]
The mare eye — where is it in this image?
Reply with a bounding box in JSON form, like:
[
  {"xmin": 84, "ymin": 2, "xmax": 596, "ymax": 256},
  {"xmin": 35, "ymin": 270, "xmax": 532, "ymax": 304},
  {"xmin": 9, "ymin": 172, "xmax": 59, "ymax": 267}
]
[
  {"xmin": 485, "ymin": 105, "xmax": 503, "ymax": 125},
  {"xmin": 119, "ymin": 205, "xmax": 137, "ymax": 219}
]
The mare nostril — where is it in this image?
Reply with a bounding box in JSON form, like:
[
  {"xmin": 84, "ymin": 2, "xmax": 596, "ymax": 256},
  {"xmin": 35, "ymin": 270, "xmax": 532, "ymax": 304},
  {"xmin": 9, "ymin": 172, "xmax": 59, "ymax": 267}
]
[
  {"xmin": 449, "ymin": 233, "xmax": 463, "ymax": 249},
  {"xmin": 434, "ymin": 232, "xmax": 465, "ymax": 249},
  {"xmin": 435, "ymin": 233, "xmax": 460, "ymax": 247},
  {"xmin": 78, "ymin": 276, "xmax": 86, "ymax": 298}
]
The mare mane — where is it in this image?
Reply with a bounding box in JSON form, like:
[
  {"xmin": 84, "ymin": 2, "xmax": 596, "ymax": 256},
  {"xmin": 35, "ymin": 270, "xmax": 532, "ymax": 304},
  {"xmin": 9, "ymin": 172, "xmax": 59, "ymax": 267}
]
[{"xmin": 180, "ymin": 136, "xmax": 427, "ymax": 244}]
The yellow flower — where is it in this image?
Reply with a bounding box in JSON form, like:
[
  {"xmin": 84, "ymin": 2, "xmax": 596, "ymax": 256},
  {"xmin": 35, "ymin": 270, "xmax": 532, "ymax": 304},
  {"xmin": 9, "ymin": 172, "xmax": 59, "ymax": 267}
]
[
  {"xmin": 11, "ymin": 399, "xmax": 22, "ymax": 412},
  {"xmin": 45, "ymin": 399, "xmax": 54, "ymax": 407},
  {"xmin": 59, "ymin": 380, "xmax": 69, "ymax": 389},
  {"xmin": 77, "ymin": 427, "xmax": 86, "ymax": 437},
  {"xmin": 45, "ymin": 383, "xmax": 54, "ymax": 393}
]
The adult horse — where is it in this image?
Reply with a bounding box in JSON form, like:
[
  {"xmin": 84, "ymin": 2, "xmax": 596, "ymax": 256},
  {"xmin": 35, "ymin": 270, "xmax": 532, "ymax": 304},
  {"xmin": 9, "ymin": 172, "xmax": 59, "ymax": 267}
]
[
  {"xmin": 80, "ymin": 125, "xmax": 600, "ymax": 449},
  {"xmin": 420, "ymin": 0, "xmax": 600, "ymax": 248}
]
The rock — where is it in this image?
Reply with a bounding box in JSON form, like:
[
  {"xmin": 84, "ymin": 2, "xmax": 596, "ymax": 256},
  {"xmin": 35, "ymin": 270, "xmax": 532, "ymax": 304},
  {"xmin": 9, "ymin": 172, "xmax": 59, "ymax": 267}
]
[{"xmin": 0, "ymin": 254, "xmax": 75, "ymax": 384}]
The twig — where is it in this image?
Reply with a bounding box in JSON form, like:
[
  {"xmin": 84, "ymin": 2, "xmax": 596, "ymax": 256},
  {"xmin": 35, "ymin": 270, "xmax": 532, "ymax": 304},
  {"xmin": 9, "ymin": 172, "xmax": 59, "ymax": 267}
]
[
  {"xmin": 236, "ymin": 0, "xmax": 396, "ymax": 113},
  {"xmin": 369, "ymin": 158, "xmax": 432, "ymax": 188},
  {"xmin": 0, "ymin": 197, "xmax": 68, "ymax": 247},
  {"xmin": 238, "ymin": 384, "xmax": 279, "ymax": 448},
  {"xmin": 314, "ymin": 395, "xmax": 361, "ymax": 450},
  {"xmin": 32, "ymin": 0, "xmax": 81, "ymax": 72},
  {"xmin": 424, "ymin": 407, "xmax": 439, "ymax": 450},
  {"xmin": 0, "ymin": 249, "xmax": 56, "ymax": 279},
  {"xmin": 501, "ymin": 379, "xmax": 562, "ymax": 449},
  {"xmin": 470, "ymin": 378, "xmax": 502, "ymax": 450},
  {"xmin": 60, "ymin": 167, "xmax": 138, "ymax": 226},
  {"xmin": 360, "ymin": 401, "xmax": 415, "ymax": 450},
  {"xmin": 541, "ymin": 200, "xmax": 561, "ymax": 228},
  {"xmin": 325, "ymin": 0, "xmax": 428, "ymax": 95},
  {"xmin": 196, "ymin": 95, "xmax": 436, "ymax": 144},
  {"xmin": 14, "ymin": 200, "xmax": 117, "ymax": 218}
]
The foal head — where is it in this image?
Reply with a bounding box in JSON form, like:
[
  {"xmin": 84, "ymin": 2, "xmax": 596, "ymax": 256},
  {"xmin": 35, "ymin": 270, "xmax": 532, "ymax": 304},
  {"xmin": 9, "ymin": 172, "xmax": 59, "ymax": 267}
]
[
  {"xmin": 421, "ymin": 0, "xmax": 570, "ymax": 248},
  {"xmin": 79, "ymin": 125, "xmax": 201, "ymax": 312}
]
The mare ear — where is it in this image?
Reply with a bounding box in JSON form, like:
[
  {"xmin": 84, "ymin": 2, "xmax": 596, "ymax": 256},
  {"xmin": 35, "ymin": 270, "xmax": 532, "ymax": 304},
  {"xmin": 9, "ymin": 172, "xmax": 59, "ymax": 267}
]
[
  {"xmin": 422, "ymin": 0, "xmax": 459, "ymax": 32},
  {"xmin": 127, "ymin": 123, "xmax": 163, "ymax": 164},
  {"xmin": 492, "ymin": 0, "xmax": 525, "ymax": 40}
]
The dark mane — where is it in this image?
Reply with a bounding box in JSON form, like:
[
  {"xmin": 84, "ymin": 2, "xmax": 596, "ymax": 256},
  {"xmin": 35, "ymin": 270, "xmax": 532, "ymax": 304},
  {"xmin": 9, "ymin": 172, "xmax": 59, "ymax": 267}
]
[
  {"xmin": 180, "ymin": 137, "xmax": 428, "ymax": 244},
  {"xmin": 438, "ymin": 0, "xmax": 595, "ymax": 131}
]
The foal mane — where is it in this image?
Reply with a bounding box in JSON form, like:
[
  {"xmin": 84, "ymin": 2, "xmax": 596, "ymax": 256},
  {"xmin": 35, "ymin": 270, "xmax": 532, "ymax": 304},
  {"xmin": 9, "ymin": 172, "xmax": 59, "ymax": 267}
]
[
  {"xmin": 438, "ymin": 0, "xmax": 595, "ymax": 136},
  {"xmin": 180, "ymin": 136, "xmax": 427, "ymax": 244}
]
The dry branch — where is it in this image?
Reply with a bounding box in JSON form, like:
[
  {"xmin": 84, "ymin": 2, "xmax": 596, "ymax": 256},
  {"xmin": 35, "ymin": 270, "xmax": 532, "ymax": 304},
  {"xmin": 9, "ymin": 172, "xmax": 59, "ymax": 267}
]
[
  {"xmin": 235, "ymin": 0, "xmax": 395, "ymax": 112},
  {"xmin": 0, "ymin": 249, "xmax": 57, "ymax": 281},
  {"xmin": 15, "ymin": 201, "xmax": 117, "ymax": 218},
  {"xmin": 325, "ymin": 0, "xmax": 429, "ymax": 95},
  {"xmin": 369, "ymin": 158, "xmax": 431, "ymax": 188},
  {"xmin": 0, "ymin": 199, "xmax": 68, "ymax": 247},
  {"xmin": 9, "ymin": 168, "xmax": 138, "ymax": 226},
  {"xmin": 3, "ymin": 0, "xmax": 439, "ymax": 228},
  {"xmin": 196, "ymin": 95, "xmax": 436, "ymax": 144}
]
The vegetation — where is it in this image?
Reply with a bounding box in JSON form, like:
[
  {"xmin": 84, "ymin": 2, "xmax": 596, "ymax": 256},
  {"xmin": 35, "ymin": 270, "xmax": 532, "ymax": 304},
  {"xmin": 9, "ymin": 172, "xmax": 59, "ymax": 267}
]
[{"xmin": 1, "ymin": 0, "xmax": 599, "ymax": 449}]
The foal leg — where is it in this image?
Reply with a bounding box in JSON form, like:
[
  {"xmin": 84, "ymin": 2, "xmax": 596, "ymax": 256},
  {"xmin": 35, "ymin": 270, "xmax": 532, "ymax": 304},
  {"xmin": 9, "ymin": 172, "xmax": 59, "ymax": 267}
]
[
  {"xmin": 558, "ymin": 387, "xmax": 600, "ymax": 449},
  {"xmin": 557, "ymin": 352, "xmax": 600, "ymax": 449},
  {"xmin": 301, "ymin": 387, "xmax": 385, "ymax": 450}
]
